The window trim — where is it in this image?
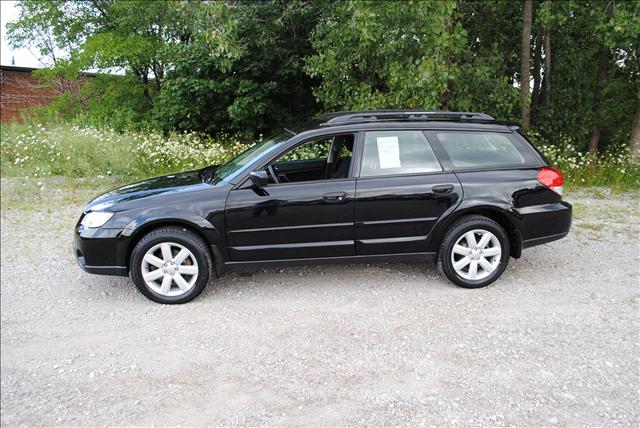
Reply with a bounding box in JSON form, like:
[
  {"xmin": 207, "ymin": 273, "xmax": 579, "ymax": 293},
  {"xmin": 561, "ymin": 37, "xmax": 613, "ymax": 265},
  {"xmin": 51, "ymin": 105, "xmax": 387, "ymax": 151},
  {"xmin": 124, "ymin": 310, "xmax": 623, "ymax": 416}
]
[
  {"xmin": 258, "ymin": 176, "xmax": 356, "ymax": 188},
  {"xmin": 355, "ymin": 130, "xmax": 444, "ymax": 179},
  {"xmin": 446, "ymin": 165, "xmax": 544, "ymax": 174},
  {"xmin": 356, "ymin": 169, "xmax": 451, "ymax": 181}
]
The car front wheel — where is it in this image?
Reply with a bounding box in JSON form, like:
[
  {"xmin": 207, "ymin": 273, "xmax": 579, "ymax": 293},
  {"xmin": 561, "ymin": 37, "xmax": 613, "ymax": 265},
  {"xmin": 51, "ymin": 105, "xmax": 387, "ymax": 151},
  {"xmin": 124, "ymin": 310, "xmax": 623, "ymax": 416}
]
[
  {"xmin": 130, "ymin": 227, "xmax": 212, "ymax": 304},
  {"xmin": 439, "ymin": 215, "xmax": 510, "ymax": 288}
]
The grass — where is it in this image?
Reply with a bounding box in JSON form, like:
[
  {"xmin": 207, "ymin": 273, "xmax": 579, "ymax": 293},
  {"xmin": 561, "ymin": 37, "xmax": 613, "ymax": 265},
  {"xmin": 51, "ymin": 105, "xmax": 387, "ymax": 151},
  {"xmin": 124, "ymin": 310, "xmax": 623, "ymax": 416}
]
[
  {"xmin": 1, "ymin": 122, "xmax": 639, "ymax": 190},
  {"xmin": 575, "ymin": 222, "xmax": 606, "ymax": 232},
  {"xmin": 529, "ymin": 133, "xmax": 640, "ymax": 191},
  {"xmin": 587, "ymin": 188, "xmax": 608, "ymax": 200},
  {"xmin": 0, "ymin": 176, "xmax": 132, "ymax": 211},
  {"xmin": 565, "ymin": 187, "xmax": 639, "ymax": 238},
  {"xmin": 0, "ymin": 122, "xmax": 250, "ymax": 180}
]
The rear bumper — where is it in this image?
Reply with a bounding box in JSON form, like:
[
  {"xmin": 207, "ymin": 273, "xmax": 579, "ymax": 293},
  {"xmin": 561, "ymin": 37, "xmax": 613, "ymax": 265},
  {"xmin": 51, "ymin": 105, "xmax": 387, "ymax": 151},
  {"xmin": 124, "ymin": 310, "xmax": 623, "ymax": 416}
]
[
  {"xmin": 522, "ymin": 231, "xmax": 570, "ymax": 249},
  {"xmin": 516, "ymin": 201, "xmax": 572, "ymax": 249},
  {"xmin": 73, "ymin": 225, "xmax": 129, "ymax": 277}
]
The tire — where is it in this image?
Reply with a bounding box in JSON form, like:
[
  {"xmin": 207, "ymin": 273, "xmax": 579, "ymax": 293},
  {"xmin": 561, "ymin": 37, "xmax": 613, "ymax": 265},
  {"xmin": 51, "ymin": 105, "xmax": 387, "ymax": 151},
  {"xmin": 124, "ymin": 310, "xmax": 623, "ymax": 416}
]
[
  {"xmin": 130, "ymin": 226, "xmax": 212, "ymax": 304},
  {"xmin": 438, "ymin": 215, "xmax": 510, "ymax": 289}
]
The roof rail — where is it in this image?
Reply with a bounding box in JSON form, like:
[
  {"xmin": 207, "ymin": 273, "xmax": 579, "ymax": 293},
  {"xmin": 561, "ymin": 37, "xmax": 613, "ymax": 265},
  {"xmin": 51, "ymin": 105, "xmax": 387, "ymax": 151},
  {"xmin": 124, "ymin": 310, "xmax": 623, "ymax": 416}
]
[{"xmin": 321, "ymin": 110, "xmax": 495, "ymax": 125}]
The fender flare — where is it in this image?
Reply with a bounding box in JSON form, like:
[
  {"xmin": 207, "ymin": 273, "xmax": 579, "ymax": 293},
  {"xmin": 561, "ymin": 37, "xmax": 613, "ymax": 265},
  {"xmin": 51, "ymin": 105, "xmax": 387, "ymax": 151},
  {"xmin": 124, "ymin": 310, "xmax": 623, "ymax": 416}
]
[
  {"xmin": 118, "ymin": 209, "xmax": 225, "ymax": 275},
  {"xmin": 427, "ymin": 203, "xmax": 523, "ymax": 258}
]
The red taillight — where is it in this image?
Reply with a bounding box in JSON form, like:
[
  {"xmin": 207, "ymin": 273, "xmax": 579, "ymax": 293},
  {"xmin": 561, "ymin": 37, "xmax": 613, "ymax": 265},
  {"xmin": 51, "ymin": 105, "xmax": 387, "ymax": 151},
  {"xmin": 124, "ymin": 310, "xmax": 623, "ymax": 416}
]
[{"xmin": 537, "ymin": 166, "xmax": 564, "ymax": 196}]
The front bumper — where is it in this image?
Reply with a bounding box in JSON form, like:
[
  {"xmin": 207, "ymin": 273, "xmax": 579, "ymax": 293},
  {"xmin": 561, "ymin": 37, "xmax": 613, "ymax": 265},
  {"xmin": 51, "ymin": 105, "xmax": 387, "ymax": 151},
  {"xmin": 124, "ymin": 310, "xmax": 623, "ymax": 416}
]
[{"xmin": 73, "ymin": 225, "xmax": 129, "ymax": 277}]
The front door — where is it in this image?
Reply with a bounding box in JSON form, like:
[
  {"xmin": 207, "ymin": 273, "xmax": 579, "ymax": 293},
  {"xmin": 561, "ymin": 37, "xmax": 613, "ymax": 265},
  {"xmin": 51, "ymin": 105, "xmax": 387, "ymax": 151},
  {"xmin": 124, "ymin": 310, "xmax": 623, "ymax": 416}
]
[
  {"xmin": 354, "ymin": 130, "xmax": 462, "ymax": 255},
  {"xmin": 225, "ymin": 134, "xmax": 356, "ymax": 261}
]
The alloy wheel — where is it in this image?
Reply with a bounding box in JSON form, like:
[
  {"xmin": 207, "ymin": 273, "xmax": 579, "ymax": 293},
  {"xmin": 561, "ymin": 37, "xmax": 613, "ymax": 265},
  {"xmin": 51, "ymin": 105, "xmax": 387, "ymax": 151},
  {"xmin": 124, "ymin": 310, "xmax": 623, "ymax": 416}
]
[
  {"xmin": 450, "ymin": 229, "xmax": 502, "ymax": 281},
  {"xmin": 141, "ymin": 242, "xmax": 199, "ymax": 297}
]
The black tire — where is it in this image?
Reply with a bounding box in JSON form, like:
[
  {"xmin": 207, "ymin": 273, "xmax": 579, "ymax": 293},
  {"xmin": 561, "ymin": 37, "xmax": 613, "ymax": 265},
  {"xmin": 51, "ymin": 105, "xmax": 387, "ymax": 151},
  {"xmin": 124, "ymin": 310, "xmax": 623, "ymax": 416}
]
[
  {"xmin": 438, "ymin": 215, "xmax": 510, "ymax": 289},
  {"xmin": 130, "ymin": 226, "xmax": 212, "ymax": 304}
]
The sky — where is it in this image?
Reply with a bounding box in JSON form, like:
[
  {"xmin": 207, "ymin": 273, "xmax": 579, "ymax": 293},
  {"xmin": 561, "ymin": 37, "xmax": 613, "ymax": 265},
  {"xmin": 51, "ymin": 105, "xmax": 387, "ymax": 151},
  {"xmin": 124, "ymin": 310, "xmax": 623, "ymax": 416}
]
[
  {"xmin": 1, "ymin": 0, "xmax": 46, "ymax": 68},
  {"xmin": 0, "ymin": 1, "xmax": 121, "ymax": 74}
]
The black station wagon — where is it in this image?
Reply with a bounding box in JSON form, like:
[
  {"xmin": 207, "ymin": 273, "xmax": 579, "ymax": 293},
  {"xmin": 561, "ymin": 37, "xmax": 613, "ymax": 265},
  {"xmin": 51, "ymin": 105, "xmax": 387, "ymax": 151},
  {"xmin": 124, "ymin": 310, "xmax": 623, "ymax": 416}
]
[{"xmin": 73, "ymin": 111, "xmax": 572, "ymax": 304}]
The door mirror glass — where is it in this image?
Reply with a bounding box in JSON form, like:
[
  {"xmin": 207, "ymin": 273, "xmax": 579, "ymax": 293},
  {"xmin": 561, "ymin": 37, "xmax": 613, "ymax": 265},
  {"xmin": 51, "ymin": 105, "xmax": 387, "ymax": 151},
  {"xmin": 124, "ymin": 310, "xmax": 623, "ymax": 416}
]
[{"xmin": 249, "ymin": 170, "xmax": 269, "ymax": 188}]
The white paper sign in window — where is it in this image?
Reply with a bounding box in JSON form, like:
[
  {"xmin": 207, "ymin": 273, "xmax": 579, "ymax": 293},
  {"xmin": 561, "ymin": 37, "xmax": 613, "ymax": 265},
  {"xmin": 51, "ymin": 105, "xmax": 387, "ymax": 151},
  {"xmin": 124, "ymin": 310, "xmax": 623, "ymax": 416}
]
[{"xmin": 376, "ymin": 136, "xmax": 401, "ymax": 169}]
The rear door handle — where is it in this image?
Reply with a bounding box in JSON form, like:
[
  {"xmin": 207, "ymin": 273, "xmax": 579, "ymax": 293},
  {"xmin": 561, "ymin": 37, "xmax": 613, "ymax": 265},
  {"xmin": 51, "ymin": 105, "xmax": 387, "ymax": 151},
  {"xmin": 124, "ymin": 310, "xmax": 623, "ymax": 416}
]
[
  {"xmin": 432, "ymin": 184, "xmax": 454, "ymax": 194},
  {"xmin": 323, "ymin": 191, "xmax": 347, "ymax": 203}
]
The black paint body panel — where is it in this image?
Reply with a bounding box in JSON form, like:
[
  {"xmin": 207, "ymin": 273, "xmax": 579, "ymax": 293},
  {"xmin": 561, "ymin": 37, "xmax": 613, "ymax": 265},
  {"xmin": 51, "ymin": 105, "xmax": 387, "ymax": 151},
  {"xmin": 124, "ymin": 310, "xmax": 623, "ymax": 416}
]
[
  {"xmin": 354, "ymin": 173, "xmax": 461, "ymax": 254},
  {"xmin": 73, "ymin": 120, "xmax": 572, "ymax": 277},
  {"xmin": 225, "ymin": 179, "xmax": 356, "ymax": 260}
]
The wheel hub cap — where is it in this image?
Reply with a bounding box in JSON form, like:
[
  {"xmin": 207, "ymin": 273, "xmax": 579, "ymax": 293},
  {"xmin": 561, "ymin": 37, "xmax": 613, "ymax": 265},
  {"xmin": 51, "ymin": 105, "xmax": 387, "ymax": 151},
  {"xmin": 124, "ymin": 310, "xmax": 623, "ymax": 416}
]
[
  {"xmin": 163, "ymin": 262, "xmax": 179, "ymax": 275},
  {"xmin": 469, "ymin": 249, "xmax": 482, "ymax": 260}
]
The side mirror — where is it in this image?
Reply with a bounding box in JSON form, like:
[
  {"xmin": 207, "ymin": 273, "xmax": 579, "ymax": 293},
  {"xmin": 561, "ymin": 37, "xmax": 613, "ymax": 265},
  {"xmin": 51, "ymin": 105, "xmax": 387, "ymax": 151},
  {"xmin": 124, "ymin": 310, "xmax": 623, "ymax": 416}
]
[{"xmin": 249, "ymin": 170, "xmax": 269, "ymax": 188}]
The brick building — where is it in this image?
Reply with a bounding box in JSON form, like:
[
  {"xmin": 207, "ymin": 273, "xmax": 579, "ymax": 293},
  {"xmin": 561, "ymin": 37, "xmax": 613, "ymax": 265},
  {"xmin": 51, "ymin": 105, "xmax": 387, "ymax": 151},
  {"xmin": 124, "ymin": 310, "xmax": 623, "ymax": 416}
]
[{"xmin": 0, "ymin": 65, "xmax": 57, "ymax": 123}]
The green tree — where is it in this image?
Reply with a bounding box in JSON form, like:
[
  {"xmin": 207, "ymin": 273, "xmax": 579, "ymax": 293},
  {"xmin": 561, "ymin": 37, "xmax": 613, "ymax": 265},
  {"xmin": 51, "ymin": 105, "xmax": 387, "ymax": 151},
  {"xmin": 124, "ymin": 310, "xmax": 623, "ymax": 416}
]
[
  {"xmin": 154, "ymin": 0, "xmax": 326, "ymax": 136},
  {"xmin": 5, "ymin": 0, "xmax": 90, "ymax": 66},
  {"xmin": 305, "ymin": 0, "xmax": 467, "ymax": 111},
  {"xmin": 5, "ymin": 0, "xmax": 638, "ymax": 157},
  {"xmin": 7, "ymin": 0, "xmax": 196, "ymax": 103},
  {"xmin": 520, "ymin": 0, "xmax": 533, "ymax": 128},
  {"xmin": 306, "ymin": 0, "xmax": 522, "ymax": 120},
  {"xmin": 535, "ymin": 0, "xmax": 638, "ymax": 152},
  {"xmin": 455, "ymin": 0, "xmax": 522, "ymax": 120}
]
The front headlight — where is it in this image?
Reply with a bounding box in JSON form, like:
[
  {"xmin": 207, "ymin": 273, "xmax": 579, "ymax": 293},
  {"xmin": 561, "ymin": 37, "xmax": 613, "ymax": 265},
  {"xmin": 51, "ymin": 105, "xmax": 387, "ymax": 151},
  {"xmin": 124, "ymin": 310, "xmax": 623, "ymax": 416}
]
[{"xmin": 81, "ymin": 211, "xmax": 114, "ymax": 228}]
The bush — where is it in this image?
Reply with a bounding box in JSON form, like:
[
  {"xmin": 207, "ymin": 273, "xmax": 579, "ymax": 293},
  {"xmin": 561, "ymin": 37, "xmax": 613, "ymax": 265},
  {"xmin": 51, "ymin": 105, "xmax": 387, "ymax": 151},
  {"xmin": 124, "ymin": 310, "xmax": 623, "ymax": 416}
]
[
  {"xmin": 1, "ymin": 123, "xmax": 638, "ymax": 190},
  {"xmin": 528, "ymin": 131, "xmax": 640, "ymax": 190},
  {"xmin": 0, "ymin": 123, "xmax": 251, "ymax": 179}
]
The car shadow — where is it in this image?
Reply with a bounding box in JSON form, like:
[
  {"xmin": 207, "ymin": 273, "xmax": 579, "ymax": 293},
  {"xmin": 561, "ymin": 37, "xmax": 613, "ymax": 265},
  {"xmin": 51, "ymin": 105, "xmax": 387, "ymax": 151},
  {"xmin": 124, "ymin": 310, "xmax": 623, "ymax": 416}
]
[{"xmin": 199, "ymin": 261, "xmax": 451, "ymax": 299}]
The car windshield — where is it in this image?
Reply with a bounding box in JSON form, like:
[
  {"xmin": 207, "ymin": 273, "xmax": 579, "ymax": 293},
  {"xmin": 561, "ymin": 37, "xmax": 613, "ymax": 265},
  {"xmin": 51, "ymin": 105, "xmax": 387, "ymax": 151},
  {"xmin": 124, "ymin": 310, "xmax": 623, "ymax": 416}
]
[{"xmin": 211, "ymin": 130, "xmax": 291, "ymax": 183}]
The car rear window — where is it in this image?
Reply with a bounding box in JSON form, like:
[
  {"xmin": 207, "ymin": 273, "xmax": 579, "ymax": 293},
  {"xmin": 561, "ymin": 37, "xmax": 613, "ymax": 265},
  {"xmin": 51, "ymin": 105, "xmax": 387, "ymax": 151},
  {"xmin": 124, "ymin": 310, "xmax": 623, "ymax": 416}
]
[
  {"xmin": 360, "ymin": 131, "xmax": 442, "ymax": 177},
  {"xmin": 436, "ymin": 132, "xmax": 526, "ymax": 168}
]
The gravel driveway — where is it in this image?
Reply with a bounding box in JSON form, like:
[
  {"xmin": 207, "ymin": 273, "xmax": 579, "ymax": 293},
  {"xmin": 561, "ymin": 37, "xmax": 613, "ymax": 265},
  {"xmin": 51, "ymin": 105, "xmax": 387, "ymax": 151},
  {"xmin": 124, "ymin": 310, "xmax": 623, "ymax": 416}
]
[{"xmin": 1, "ymin": 182, "xmax": 639, "ymax": 427}]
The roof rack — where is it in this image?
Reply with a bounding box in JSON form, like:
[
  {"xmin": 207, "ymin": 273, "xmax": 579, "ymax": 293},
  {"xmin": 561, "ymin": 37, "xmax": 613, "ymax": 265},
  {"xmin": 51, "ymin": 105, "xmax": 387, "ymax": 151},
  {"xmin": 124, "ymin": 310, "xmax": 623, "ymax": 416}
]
[{"xmin": 321, "ymin": 110, "xmax": 495, "ymax": 126}]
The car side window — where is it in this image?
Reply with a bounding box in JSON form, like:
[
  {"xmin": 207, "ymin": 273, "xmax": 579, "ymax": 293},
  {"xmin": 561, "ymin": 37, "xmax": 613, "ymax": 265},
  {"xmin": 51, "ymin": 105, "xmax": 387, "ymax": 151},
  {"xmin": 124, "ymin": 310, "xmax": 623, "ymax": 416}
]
[
  {"xmin": 437, "ymin": 132, "xmax": 526, "ymax": 168},
  {"xmin": 266, "ymin": 134, "xmax": 355, "ymax": 184},
  {"xmin": 278, "ymin": 138, "xmax": 332, "ymax": 162},
  {"xmin": 360, "ymin": 130, "xmax": 442, "ymax": 177}
]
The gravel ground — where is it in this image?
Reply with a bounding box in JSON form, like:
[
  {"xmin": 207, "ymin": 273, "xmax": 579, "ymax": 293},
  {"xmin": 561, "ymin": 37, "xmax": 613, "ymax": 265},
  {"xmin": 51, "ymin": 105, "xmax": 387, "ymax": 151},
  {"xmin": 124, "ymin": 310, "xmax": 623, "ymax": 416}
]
[{"xmin": 1, "ymin": 182, "xmax": 639, "ymax": 427}]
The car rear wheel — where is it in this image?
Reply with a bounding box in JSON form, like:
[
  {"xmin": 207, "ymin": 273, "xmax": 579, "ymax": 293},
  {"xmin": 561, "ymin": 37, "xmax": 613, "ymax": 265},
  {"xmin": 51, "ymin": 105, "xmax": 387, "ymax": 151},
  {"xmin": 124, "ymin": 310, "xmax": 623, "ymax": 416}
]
[
  {"xmin": 130, "ymin": 227, "xmax": 212, "ymax": 304},
  {"xmin": 439, "ymin": 215, "xmax": 510, "ymax": 288}
]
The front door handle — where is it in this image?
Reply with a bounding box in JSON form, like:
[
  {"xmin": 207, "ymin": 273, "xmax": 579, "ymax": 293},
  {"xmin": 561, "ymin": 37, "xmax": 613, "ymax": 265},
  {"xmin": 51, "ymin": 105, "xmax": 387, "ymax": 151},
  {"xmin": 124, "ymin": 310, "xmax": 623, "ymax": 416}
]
[
  {"xmin": 323, "ymin": 191, "xmax": 347, "ymax": 203},
  {"xmin": 432, "ymin": 184, "xmax": 454, "ymax": 194}
]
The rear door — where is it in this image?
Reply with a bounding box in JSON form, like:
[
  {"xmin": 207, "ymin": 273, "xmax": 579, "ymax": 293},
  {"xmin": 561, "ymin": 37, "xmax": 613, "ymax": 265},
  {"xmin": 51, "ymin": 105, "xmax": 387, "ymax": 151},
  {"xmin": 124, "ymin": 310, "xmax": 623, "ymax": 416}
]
[{"xmin": 354, "ymin": 130, "xmax": 462, "ymax": 255}]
